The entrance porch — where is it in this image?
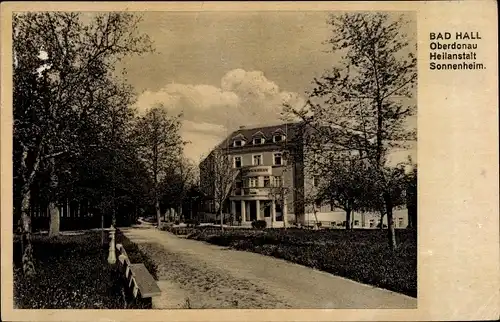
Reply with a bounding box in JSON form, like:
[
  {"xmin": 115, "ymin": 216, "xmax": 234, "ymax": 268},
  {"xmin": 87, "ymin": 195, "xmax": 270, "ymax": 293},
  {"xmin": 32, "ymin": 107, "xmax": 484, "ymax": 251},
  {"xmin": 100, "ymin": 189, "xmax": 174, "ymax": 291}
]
[{"xmin": 230, "ymin": 199, "xmax": 287, "ymax": 227}]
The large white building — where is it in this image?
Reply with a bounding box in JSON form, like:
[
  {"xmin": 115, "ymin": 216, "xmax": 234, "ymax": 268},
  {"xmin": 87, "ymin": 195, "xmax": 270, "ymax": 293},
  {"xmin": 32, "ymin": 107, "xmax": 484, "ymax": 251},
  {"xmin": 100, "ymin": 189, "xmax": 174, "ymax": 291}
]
[{"xmin": 199, "ymin": 122, "xmax": 411, "ymax": 228}]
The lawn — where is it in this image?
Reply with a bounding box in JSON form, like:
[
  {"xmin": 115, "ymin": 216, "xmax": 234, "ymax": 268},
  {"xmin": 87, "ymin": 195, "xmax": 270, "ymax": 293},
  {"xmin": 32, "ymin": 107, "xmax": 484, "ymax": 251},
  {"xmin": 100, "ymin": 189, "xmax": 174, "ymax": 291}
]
[
  {"xmin": 115, "ymin": 229, "xmax": 158, "ymax": 280},
  {"xmin": 178, "ymin": 227, "xmax": 417, "ymax": 298},
  {"xmin": 13, "ymin": 230, "xmax": 156, "ymax": 309}
]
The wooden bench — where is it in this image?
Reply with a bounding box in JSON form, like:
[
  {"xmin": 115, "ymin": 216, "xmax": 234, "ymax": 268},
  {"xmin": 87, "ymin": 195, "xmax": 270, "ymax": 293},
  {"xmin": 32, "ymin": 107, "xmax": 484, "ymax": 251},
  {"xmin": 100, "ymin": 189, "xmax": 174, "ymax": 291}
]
[
  {"xmin": 129, "ymin": 263, "xmax": 161, "ymax": 298},
  {"xmin": 115, "ymin": 243, "xmax": 161, "ymax": 307}
]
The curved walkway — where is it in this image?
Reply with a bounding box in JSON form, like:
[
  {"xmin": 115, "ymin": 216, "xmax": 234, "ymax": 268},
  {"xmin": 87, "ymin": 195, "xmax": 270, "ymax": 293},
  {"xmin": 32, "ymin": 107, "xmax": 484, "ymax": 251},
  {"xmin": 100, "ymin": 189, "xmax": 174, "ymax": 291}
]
[{"xmin": 120, "ymin": 226, "xmax": 417, "ymax": 309}]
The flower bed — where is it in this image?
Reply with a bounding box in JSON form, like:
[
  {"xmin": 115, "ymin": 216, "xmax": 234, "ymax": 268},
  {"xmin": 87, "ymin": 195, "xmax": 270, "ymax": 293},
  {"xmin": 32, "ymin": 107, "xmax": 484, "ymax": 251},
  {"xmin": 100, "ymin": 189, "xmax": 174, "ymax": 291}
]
[{"xmin": 187, "ymin": 228, "xmax": 417, "ymax": 298}]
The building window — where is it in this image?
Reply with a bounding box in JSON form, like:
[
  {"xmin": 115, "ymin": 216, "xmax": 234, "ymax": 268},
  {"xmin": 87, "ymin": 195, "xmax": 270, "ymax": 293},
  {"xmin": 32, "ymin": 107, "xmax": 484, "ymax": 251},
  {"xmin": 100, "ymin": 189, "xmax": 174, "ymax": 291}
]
[
  {"xmin": 252, "ymin": 154, "xmax": 262, "ymax": 165},
  {"xmin": 315, "ymin": 199, "xmax": 322, "ymax": 209},
  {"xmin": 233, "ymin": 140, "xmax": 244, "ymax": 147},
  {"xmin": 330, "ymin": 203, "xmax": 335, "ymax": 211},
  {"xmin": 248, "ymin": 177, "xmax": 257, "ymax": 188},
  {"xmin": 253, "ymin": 137, "xmax": 264, "ymax": 145},
  {"xmin": 312, "ymin": 176, "xmax": 319, "ymax": 187},
  {"xmin": 398, "ymin": 217, "xmax": 404, "ymax": 227},
  {"xmin": 369, "ymin": 219, "xmax": 375, "ymax": 228},
  {"xmin": 233, "ymin": 156, "xmax": 242, "ymax": 168},
  {"xmin": 273, "ymin": 176, "xmax": 282, "ymax": 187},
  {"xmin": 342, "ymin": 221, "xmax": 347, "ymax": 227},
  {"xmin": 273, "ymin": 135, "xmax": 284, "ymax": 143},
  {"xmin": 264, "ymin": 176, "xmax": 270, "ymax": 187},
  {"xmin": 273, "ymin": 153, "xmax": 282, "ymax": 165},
  {"xmin": 354, "ymin": 220, "xmax": 359, "ymax": 226},
  {"xmin": 331, "ymin": 221, "xmax": 336, "ymax": 226},
  {"xmin": 234, "ymin": 181, "xmax": 242, "ymax": 195}
]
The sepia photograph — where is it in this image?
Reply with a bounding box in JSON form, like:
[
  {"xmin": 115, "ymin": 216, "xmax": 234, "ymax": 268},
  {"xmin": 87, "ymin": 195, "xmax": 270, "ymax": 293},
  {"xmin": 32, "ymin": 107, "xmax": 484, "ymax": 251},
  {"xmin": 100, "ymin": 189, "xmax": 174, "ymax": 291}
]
[{"xmin": 9, "ymin": 9, "xmax": 419, "ymax": 310}]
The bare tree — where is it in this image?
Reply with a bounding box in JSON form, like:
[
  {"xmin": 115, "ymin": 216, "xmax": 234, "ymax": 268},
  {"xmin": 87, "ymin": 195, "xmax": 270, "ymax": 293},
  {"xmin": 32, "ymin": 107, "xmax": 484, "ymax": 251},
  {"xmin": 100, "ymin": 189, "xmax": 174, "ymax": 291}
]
[
  {"xmin": 287, "ymin": 13, "xmax": 416, "ymax": 250},
  {"xmin": 200, "ymin": 148, "xmax": 239, "ymax": 231},
  {"xmin": 265, "ymin": 163, "xmax": 323, "ymax": 230},
  {"xmin": 266, "ymin": 148, "xmax": 307, "ymax": 229},
  {"xmin": 298, "ymin": 182, "xmax": 323, "ymax": 229},
  {"xmin": 267, "ymin": 173, "xmax": 290, "ymax": 229}
]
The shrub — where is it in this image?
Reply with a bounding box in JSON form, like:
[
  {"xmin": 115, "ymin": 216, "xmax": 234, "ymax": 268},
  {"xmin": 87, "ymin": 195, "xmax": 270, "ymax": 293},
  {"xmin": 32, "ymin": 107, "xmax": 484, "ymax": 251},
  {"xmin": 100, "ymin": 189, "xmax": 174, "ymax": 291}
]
[
  {"xmin": 185, "ymin": 219, "xmax": 200, "ymax": 228},
  {"xmin": 251, "ymin": 220, "xmax": 267, "ymax": 229}
]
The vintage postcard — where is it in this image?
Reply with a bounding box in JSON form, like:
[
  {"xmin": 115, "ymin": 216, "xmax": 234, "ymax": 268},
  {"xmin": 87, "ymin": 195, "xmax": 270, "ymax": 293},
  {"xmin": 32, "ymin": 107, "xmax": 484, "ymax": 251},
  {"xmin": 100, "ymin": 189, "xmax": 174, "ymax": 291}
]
[{"xmin": 1, "ymin": 1, "xmax": 498, "ymax": 321}]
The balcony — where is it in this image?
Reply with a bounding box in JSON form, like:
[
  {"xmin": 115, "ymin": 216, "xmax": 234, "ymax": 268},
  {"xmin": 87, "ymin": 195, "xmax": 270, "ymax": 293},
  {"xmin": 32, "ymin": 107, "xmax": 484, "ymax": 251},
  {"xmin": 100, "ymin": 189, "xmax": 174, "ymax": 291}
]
[
  {"xmin": 243, "ymin": 187, "xmax": 269, "ymax": 196},
  {"xmin": 233, "ymin": 187, "xmax": 270, "ymax": 197}
]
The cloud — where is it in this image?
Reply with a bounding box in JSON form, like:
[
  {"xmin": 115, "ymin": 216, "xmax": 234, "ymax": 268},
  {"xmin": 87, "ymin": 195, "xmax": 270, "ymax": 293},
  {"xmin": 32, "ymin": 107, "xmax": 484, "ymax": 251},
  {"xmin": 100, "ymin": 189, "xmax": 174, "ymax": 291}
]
[
  {"xmin": 181, "ymin": 120, "xmax": 231, "ymax": 163},
  {"xmin": 182, "ymin": 120, "xmax": 227, "ymax": 136},
  {"xmin": 134, "ymin": 69, "xmax": 306, "ymax": 162}
]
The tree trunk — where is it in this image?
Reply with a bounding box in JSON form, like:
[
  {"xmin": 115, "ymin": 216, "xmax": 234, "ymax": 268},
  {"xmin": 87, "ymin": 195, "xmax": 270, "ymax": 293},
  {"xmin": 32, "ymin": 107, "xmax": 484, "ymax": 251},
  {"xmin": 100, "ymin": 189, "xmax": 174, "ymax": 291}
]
[
  {"xmin": 384, "ymin": 193, "xmax": 397, "ymax": 250},
  {"xmin": 313, "ymin": 209, "xmax": 319, "ymax": 230},
  {"xmin": 48, "ymin": 202, "xmax": 60, "ymax": 238},
  {"xmin": 282, "ymin": 201, "xmax": 287, "ymax": 230},
  {"xmin": 219, "ymin": 207, "xmax": 224, "ymax": 231},
  {"xmin": 345, "ymin": 208, "xmax": 352, "ymax": 230},
  {"xmin": 271, "ymin": 203, "xmax": 274, "ymax": 228},
  {"xmin": 155, "ymin": 197, "xmax": 161, "ymax": 228},
  {"xmin": 379, "ymin": 210, "xmax": 385, "ymax": 229},
  {"xmin": 48, "ymin": 157, "xmax": 60, "ymax": 237},
  {"xmin": 18, "ymin": 140, "xmax": 44, "ymax": 276},
  {"xmin": 101, "ymin": 214, "xmax": 105, "ymax": 246},
  {"xmin": 20, "ymin": 190, "xmax": 35, "ymax": 276},
  {"xmin": 408, "ymin": 204, "xmax": 417, "ymax": 230}
]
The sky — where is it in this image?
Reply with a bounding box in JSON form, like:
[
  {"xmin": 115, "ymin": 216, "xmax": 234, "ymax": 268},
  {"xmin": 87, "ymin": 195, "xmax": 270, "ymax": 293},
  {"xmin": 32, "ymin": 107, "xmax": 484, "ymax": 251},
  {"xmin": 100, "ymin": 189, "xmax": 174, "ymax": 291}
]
[{"xmin": 115, "ymin": 11, "xmax": 417, "ymax": 165}]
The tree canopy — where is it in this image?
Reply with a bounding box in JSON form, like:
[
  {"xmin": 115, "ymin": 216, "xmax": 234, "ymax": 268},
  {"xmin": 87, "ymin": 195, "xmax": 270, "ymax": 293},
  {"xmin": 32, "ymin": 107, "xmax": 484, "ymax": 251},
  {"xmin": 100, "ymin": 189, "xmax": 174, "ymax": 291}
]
[{"xmin": 13, "ymin": 12, "xmax": 158, "ymax": 275}]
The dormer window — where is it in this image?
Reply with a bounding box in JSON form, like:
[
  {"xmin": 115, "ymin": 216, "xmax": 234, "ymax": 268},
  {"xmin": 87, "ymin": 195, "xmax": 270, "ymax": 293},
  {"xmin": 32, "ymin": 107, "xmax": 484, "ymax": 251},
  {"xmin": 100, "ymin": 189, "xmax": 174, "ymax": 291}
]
[
  {"xmin": 253, "ymin": 137, "xmax": 264, "ymax": 145},
  {"xmin": 232, "ymin": 133, "xmax": 246, "ymax": 147},
  {"xmin": 233, "ymin": 140, "xmax": 245, "ymax": 147},
  {"xmin": 251, "ymin": 130, "xmax": 266, "ymax": 145},
  {"xmin": 273, "ymin": 134, "xmax": 285, "ymax": 143}
]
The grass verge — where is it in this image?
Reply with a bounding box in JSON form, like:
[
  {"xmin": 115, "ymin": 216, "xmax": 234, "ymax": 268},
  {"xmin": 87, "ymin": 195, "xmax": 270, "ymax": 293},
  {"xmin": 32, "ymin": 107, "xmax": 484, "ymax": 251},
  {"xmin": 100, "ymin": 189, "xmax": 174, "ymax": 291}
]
[
  {"xmin": 13, "ymin": 231, "xmax": 123, "ymax": 309},
  {"xmin": 13, "ymin": 230, "xmax": 158, "ymax": 309},
  {"xmin": 115, "ymin": 229, "xmax": 158, "ymax": 280},
  {"xmin": 184, "ymin": 228, "xmax": 417, "ymax": 298}
]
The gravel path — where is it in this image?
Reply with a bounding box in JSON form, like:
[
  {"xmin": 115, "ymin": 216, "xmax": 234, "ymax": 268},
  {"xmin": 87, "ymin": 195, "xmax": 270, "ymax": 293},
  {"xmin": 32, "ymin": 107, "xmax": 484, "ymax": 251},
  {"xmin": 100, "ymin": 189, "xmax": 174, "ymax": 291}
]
[{"xmin": 120, "ymin": 226, "xmax": 417, "ymax": 309}]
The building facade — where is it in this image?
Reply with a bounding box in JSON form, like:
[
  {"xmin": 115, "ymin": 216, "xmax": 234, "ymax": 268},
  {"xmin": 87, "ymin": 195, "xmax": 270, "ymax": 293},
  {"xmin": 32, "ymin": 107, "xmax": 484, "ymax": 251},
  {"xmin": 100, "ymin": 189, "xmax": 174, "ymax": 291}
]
[{"xmin": 199, "ymin": 122, "xmax": 409, "ymax": 228}]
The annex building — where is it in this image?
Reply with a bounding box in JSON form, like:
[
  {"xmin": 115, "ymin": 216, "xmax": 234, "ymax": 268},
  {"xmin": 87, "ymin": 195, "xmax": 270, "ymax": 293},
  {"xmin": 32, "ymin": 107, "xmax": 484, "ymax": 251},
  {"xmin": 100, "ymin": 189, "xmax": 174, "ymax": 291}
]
[{"xmin": 199, "ymin": 122, "xmax": 409, "ymax": 228}]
